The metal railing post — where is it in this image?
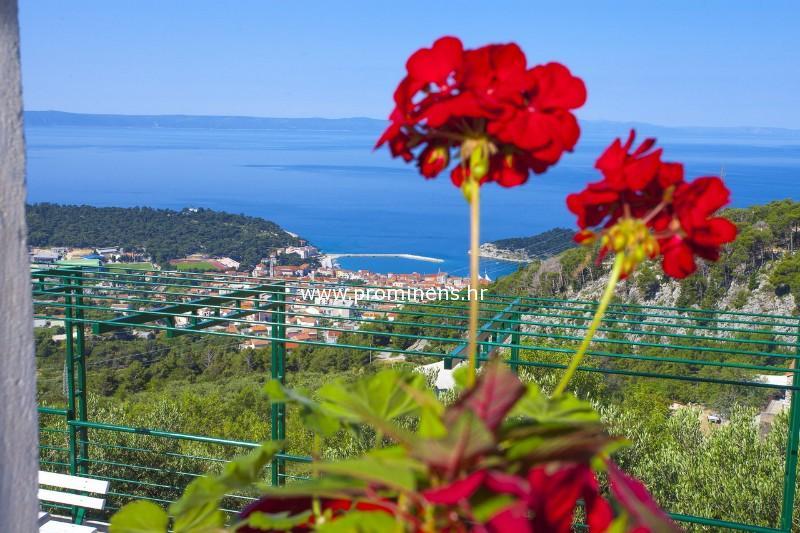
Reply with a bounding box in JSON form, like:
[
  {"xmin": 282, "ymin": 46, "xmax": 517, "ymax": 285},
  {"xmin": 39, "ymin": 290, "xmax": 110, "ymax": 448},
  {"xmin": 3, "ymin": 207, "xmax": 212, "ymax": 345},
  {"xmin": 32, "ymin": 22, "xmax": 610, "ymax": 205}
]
[
  {"xmin": 510, "ymin": 310, "xmax": 520, "ymax": 375},
  {"xmin": 62, "ymin": 272, "xmax": 80, "ymax": 523},
  {"xmin": 73, "ymin": 270, "xmax": 89, "ymax": 525},
  {"xmin": 270, "ymin": 281, "xmax": 287, "ymax": 485},
  {"xmin": 779, "ymin": 320, "xmax": 800, "ymax": 531}
]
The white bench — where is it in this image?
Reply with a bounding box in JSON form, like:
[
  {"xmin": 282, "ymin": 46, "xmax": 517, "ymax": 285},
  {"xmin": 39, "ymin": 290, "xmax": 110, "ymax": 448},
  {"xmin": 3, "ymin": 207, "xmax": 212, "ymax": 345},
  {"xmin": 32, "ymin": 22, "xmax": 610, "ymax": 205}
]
[{"xmin": 38, "ymin": 471, "xmax": 109, "ymax": 533}]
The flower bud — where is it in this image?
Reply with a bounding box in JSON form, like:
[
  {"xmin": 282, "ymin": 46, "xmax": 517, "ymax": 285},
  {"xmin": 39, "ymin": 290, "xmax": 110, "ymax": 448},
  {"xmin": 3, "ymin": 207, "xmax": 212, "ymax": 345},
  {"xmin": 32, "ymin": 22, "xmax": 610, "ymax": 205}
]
[
  {"xmin": 418, "ymin": 144, "xmax": 450, "ymax": 179},
  {"xmin": 469, "ymin": 145, "xmax": 489, "ymax": 180},
  {"xmin": 575, "ymin": 230, "xmax": 596, "ymax": 245},
  {"xmin": 461, "ymin": 179, "xmax": 478, "ymax": 203}
]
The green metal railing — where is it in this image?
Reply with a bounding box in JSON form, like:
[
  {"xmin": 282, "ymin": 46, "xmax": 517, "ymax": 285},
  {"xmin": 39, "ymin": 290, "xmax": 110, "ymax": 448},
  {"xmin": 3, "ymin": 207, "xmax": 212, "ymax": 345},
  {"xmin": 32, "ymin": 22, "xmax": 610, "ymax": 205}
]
[{"xmin": 32, "ymin": 264, "xmax": 800, "ymax": 531}]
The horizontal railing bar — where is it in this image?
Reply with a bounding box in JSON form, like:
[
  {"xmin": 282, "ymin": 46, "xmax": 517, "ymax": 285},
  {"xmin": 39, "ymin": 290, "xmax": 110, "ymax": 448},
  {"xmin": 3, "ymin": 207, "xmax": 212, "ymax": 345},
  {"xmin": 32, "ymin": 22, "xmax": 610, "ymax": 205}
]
[
  {"xmin": 31, "ymin": 272, "xmax": 800, "ymax": 334},
  {"xmin": 80, "ymin": 439, "xmax": 249, "ymax": 464},
  {"xmin": 92, "ymin": 284, "xmax": 283, "ymax": 334},
  {"xmin": 38, "ymin": 406, "xmax": 68, "ymax": 416},
  {"xmin": 68, "ymin": 420, "xmax": 258, "ymax": 448},
  {"xmin": 33, "ymin": 263, "xmax": 800, "ymax": 322},
  {"xmin": 669, "ymin": 512, "xmax": 781, "ymax": 532},
  {"xmin": 34, "ymin": 300, "xmax": 800, "ymax": 362},
  {"xmin": 82, "ymin": 473, "xmax": 258, "ymax": 505},
  {"xmin": 37, "ymin": 314, "xmax": 800, "ymax": 383},
  {"xmin": 40, "ymin": 445, "xmax": 69, "ymax": 453},
  {"xmin": 33, "ymin": 294, "xmax": 800, "ymax": 357},
  {"xmin": 33, "ymin": 279, "xmax": 799, "ymax": 334}
]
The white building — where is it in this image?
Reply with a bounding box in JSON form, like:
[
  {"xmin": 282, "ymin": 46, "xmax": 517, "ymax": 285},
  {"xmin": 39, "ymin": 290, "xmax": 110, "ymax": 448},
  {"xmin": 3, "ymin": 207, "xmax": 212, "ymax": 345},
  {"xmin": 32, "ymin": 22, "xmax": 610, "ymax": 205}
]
[{"xmin": 216, "ymin": 257, "xmax": 241, "ymax": 270}]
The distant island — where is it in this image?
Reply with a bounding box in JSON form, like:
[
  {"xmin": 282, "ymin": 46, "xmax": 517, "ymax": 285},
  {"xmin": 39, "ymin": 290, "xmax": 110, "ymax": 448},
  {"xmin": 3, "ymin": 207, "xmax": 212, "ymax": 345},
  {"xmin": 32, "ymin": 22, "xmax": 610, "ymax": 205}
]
[
  {"xmin": 480, "ymin": 228, "xmax": 576, "ymax": 262},
  {"xmin": 26, "ymin": 203, "xmax": 305, "ymax": 269}
]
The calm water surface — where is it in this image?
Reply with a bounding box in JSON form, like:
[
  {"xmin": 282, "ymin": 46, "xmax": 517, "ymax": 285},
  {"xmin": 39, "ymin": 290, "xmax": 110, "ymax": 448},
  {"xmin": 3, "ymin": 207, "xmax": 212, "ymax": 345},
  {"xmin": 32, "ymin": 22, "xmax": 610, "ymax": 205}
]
[{"xmin": 25, "ymin": 124, "xmax": 800, "ymax": 279}]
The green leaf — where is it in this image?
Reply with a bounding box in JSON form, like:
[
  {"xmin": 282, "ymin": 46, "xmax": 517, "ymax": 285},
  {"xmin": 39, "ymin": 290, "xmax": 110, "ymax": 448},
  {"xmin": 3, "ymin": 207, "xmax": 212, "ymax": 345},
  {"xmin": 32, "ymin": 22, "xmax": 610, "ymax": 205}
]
[
  {"xmin": 606, "ymin": 515, "xmax": 630, "ymax": 533},
  {"xmin": 169, "ymin": 443, "xmax": 278, "ymax": 532},
  {"xmin": 504, "ymin": 423, "xmax": 616, "ymax": 463},
  {"xmin": 256, "ymin": 476, "xmax": 368, "ymax": 499},
  {"xmin": 509, "ymin": 384, "xmax": 599, "ymax": 424},
  {"xmin": 109, "ymin": 501, "xmax": 169, "ymax": 533},
  {"xmin": 169, "ymin": 477, "xmax": 226, "ymax": 533},
  {"xmin": 315, "ymin": 511, "xmax": 397, "ymax": 533},
  {"xmin": 315, "ymin": 450, "xmax": 424, "ymax": 492},
  {"xmin": 218, "ymin": 442, "xmax": 280, "ymax": 489},
  {"xmin": 417, "ymin": 406, "xmax": 447, "ymax": 439},
  {"xmin": 244, "ymin": 510, "xmax": 313, "ymax": 531},
  {"xmin": 452, "ymin": 364, "xmax": 469, "ymax": 390},
  {"xmin": 265, "ymin": 380, "xmax": 340, "ymax": 437},
  {"xmin": 318, "ymin": 370, "xmax": 430, "ymax": 442}
]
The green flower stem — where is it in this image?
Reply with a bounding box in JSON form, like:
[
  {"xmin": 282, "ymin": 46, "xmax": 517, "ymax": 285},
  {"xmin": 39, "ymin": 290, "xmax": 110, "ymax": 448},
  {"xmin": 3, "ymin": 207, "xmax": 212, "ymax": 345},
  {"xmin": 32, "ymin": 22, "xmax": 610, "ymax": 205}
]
[
  {"xmin": 466, "ymin": 182, "xmax": 481, "ymax": 388},
  {"xmin": 553, "ymin": 252, "xmax": 625, "ymax": 397}
]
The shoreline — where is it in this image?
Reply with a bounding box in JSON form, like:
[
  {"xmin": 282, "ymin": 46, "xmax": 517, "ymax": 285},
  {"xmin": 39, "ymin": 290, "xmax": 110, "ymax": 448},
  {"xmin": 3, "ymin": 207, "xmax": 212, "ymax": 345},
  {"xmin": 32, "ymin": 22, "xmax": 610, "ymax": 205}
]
[{"xmin": 322, "ymin": 253, "xmax": 445, "ymax": 266}]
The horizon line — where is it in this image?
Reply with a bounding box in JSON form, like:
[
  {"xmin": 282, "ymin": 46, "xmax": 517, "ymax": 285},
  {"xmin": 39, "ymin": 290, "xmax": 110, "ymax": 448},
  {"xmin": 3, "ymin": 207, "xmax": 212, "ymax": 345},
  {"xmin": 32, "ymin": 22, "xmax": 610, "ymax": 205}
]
[{"xmin": 23, "ymin": 108, "xmax": 800, "ymax": 133}]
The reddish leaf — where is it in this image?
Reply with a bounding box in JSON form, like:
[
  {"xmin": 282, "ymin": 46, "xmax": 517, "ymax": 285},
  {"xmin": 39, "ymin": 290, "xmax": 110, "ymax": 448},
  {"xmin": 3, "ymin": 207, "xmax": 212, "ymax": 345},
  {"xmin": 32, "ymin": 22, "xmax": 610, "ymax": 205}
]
[
  {"xmin": 606, "ymin": 460, "xmax": 683, "ymax": 533},
  {"xmin": 582, "ymin": 470, "xmax": 613, "ymax": 532},
  {"xmin": 486, "ymin": 501, "xmax": 533, "ymax": 533},
  {"xmin": 447, "ymin": 361, "xmax": 526, "ymax": 431},
  {"xmin": 484, "ymin": 471, "xmax": 530, "ymax": 499},
  {"xmin": 411, "ymin": 411, "xmax": 494, "ymax": 476},
  {"xmin": 422, "ymin": 470, "xmax": 487, "ymax": 504},
  {"xmin": 528, "ymin": 464, "xmax": 594, "ymax": 533}
]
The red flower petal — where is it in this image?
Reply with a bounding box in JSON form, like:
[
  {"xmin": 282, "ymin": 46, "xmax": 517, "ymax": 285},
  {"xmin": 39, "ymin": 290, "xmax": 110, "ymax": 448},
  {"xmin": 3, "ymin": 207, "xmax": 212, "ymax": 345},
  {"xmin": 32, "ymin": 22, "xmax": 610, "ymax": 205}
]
[
  {"xmin": 422, "ymin": 470, "xmax": 487, "ymax": 504},
  {"xmin": 660, "ymin": 237, "xmax": 697, "ymax": 279},
  {"xmin": 406, "ymin": 36, "xmax": 463, "ymax": 87},
  {"xmin": 529, "ymin": 62, "xmax": 587, "ymax": 110},
  {"xmin": 491, "ymin": 153, "xmax": 530, "ymax": 188}
]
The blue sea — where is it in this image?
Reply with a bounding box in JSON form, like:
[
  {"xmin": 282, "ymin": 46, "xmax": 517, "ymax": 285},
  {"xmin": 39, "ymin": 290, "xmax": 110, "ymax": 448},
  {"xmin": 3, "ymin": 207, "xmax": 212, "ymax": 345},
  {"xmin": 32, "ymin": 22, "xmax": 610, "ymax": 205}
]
[{"xmin": 24, "ymin": 121, "xmax": 800, "ymax": 279}]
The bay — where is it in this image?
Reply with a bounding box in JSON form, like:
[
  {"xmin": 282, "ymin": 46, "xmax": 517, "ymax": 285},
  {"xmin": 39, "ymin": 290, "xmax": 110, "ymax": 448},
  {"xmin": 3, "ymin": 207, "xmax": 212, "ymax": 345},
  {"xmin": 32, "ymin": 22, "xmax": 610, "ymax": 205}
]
[{"xmin": 25, "ymin": 120, "xmax": 800, "ymax": 279}]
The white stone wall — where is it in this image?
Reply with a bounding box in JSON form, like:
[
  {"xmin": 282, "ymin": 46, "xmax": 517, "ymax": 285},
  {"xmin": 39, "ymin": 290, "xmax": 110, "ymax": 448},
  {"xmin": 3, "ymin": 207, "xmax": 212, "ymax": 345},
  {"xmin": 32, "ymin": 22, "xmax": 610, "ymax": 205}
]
[{"xmin": 0, "ymin": 0, "xmax": 37, "ymax": 530}]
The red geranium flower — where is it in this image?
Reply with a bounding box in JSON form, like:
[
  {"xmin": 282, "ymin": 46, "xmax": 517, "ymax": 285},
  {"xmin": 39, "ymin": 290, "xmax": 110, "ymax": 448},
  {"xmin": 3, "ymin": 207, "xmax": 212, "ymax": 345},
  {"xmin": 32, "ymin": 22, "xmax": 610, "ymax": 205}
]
[
  {"xmin": 377, "ymin": 36, "xmax": 586, "ymax": 191},
  {"xmin": 567, "ymin": 131, "xmax": 685, "ymax": 231},
  {"xmin": 656, "ymin": 177, "xmax": 738, "ymax": 277},
  {"xmin": 567, "ymin": 130, "xmax": 736, "ymax": 278}
]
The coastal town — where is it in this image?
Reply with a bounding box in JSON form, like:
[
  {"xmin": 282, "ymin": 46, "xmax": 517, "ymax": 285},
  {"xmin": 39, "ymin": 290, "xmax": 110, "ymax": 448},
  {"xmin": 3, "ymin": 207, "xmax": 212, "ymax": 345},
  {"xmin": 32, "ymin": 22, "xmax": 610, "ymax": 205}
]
[
  {"xmin": 30, "ymin": 243, "xmax": 490, "ymax": 353},
  {"xmin": 30, "ymin": 242, "xmax": 793, "ymax": 427}
]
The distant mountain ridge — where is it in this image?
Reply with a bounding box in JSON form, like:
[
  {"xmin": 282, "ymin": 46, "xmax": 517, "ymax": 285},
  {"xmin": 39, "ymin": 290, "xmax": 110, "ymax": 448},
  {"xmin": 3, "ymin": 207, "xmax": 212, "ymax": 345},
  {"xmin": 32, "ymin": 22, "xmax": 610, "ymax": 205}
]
[
  {"xmin": 24, "ymin": 111, "xmax": 384, "ymax": 132},
  {"xmin": 24, "ymin": 110, "xmax": 800, "ymax": 138}
]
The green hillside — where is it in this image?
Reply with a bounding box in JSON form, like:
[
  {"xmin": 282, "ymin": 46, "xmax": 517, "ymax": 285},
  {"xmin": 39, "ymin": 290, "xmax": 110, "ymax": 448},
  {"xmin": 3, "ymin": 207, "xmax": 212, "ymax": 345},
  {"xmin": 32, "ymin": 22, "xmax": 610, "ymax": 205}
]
[
  {"xmin": 487, "ymin": 227, "xmax": 576, "ymax": 259},
  {"xmin": 26, "ymin": 203, "xmax": 304, "ymax": 269},
  {"xmin": 493, "ymin": 199, "xmax": 800, "ymax": 310}
]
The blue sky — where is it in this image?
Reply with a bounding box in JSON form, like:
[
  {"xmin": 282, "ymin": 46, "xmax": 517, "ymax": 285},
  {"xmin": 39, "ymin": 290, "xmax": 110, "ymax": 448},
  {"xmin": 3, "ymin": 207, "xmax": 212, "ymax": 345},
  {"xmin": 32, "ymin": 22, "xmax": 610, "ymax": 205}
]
[{"xmin": 18, "ymin": 1, "xmax": 800, "ymax": 128}]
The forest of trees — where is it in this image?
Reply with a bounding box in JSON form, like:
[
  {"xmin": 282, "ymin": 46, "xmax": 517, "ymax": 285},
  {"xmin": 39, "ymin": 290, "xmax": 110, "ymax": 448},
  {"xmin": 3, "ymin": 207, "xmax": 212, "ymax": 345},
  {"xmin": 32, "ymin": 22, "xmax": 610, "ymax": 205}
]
[
  {"xmin": 488, "ymin": 227, "xmax": 576, "ymax": 259},
  {"xmin": 27, "ymin": 203, "xmax": 304, "ymax": 268}
]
